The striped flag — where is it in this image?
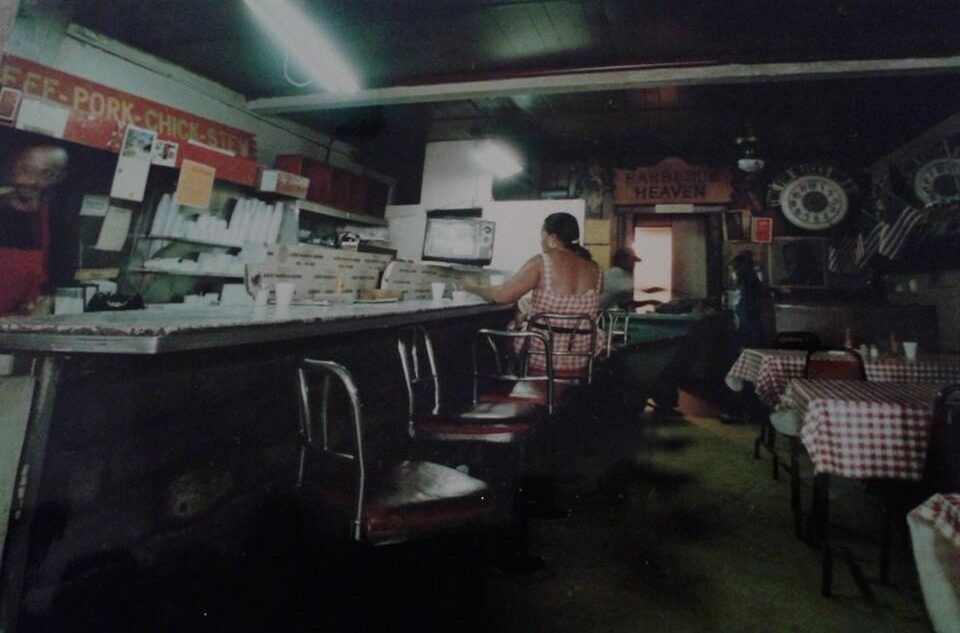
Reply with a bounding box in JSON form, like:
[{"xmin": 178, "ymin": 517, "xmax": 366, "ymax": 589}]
[
  {"xmin": 855, "ymin": 222, "xmax": 885, "ymax": 269},
  {"xmin": 878, "ymin": 206, "xmax": 925, "ymax": 259},
  {"xmin": 828, "ymin": 234, "xmax": 857, "ymax": 273}
]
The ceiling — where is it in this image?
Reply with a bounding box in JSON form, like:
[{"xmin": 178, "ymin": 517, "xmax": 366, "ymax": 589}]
[{"xmin": 64, "ymin": 0, "xmax": 960, "ymax": 186}]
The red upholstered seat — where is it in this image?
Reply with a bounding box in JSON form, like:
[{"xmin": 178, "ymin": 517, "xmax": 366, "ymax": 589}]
[
  {"xmin": 296, "ymin": 359, "xmax": 496, "ymax": 545},
  {"xmin": 310, "ymin": 460, "xmax": 494, "ymax": 544}
]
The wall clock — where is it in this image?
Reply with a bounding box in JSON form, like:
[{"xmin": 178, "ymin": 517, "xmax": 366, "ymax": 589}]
[
  {"xmin": 766, "ymin": 164, "xmax": 858, "ymax": 231},
  {"xmin": 912, "ymin": 158, "xmax": 960, "ymax": 205}
]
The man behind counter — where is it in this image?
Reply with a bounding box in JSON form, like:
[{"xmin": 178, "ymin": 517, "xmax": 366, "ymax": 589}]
[{"xmin": 0, "ymin": 144, "xmax": 69, "ymax": 316}]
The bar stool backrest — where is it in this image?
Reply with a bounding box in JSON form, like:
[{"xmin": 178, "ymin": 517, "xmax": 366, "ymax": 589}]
[
  {"xmin": 296, "ymin": 359, "xmax": 366, "ymax": 540},
  {"xmin": 804, "ymin": 348, "xmax": 866, "ymax": 380},
  {"xmin": 525, "ymin": 312, "xmax": 598, "ymax": 384},
  {"xmin": 473, "ymin": 327, "xmax": 555, "ymax": 413},
  {"xmin": 397, "ymin": 326, "xmax": 441, "ymax": 428},
  {"xmin": 597, "ymin": 309, "xmax": 630, "ymax": 357},
  {"xmin": 929, "ymin": 383, "xmax": 960, "ymax": 493}
]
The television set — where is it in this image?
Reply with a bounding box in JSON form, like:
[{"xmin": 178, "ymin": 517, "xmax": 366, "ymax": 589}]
[{"xmin": 422, "ymin": 217, "xmax": 496, "ymax": 266}]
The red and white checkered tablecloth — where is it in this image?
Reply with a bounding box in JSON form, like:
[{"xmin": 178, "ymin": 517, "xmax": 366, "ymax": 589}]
[
  {"xmin": 726, "ymin": 349, "xmax": 960, "ymax": 408},
  {"xmin": 725, "ymin": 349, "xmax": 807, "ymax": 407},
  {"xmin": 911, "ymin": 493, "xmax": 960, "ymax": 550},
  {"xmin": 865, "ymin": 355, "xmax": 960, "ymax": 383},
  {"xmin": 779, "ymin": 379, "xmax": 941, "ymax": 480}
]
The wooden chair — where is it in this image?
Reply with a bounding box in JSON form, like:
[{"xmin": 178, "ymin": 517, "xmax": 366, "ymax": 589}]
[
  {"xmin": 296, "ymin": 359, "xmax": 495, "ymax": 544},
  {"xmin": 774, "ymin": 331, "xmax": 822, "ymax": 351}
]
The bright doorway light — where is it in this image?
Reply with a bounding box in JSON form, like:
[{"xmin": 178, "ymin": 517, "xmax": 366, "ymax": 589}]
[
  {"xmin": 472, "ymin": 140, "xmax": 524, "ymax": 179},
  {"xmin": 243, "ymin": 0, "xmax": 361, "ymax": 93},
  {"xmin": 633, "ymin": 226, "xmax": 672, "ymax": 307}
]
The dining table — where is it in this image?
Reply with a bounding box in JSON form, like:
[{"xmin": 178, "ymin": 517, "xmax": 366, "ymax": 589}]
[
  {"xmin": 775, "ymin": 378, "xmax": 943, "ymax": 597},
  {"xmin": 908, "ymin": 493, "xmax": 960, "ymax": 633},
  {"xmin": 726, "ymin": 348, "xmax": 960, "ymax": 408}
]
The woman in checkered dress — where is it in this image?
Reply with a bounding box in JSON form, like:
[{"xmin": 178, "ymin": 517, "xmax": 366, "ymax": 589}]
[{"xmin": 462, "ymin": 212, "xmax": 601, "ymax": 376}]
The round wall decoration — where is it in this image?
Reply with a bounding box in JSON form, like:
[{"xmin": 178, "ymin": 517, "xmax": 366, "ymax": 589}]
[
  {"xmin": 766, "ymin": 164, "xmax": 859, "ymax": 231},
  {"xmin": 912, "ymin": 158, "xmax": 960, "ymax": 205}
]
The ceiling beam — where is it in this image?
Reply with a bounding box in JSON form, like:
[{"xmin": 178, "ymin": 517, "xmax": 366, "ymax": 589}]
[{"xmin": 247, "ymin": 56, "xmax": 960, "ymax": 114}]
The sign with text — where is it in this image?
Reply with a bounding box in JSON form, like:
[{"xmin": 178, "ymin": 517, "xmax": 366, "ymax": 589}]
[
  {"xmin": 615, "ymin": 158, "xmax": 732, "ymax": 205},
  {"xmin": 0, "ymin": 54, "xmax": 257, "ymax": 158}
]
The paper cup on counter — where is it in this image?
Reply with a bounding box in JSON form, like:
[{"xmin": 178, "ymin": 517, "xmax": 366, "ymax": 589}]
[
  {"xmin": 452, "ymin": 290, "xmax": 469, "ymax": 302},
  {"xmin": 274, "ymin": 282, "xmax": 295, "ymax": 311},
  {"xmin": 902, "ymin": 341, "xmax": 918, "ymax": 360},
  {"xmin": 431, "ymin": 282, "xmax": 446, "ymax": 301}
]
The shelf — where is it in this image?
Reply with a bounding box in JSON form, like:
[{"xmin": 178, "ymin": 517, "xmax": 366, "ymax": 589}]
[
  {"xmin": 293, "ymin": 199, "xmax": 388, "ymax": 227},
  {"xmin": 131, "ymin": 267, "xmax": 244, "ymax": 279},
  {"xmin": 145, "ymin": 235, "xmax": 245, "ymax": 249}
]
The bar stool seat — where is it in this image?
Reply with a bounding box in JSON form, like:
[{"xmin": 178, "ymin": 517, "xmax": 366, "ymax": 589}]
[
  {"xmin": 413, "ymin": 401, "xmax": 536, "ymax": 443},
  {"xmin": 309, "ymin": 460, "xmax": 494, "ymax": 545},
  {"xmin": 296, "ymin": 359, "xmax": 496, "ymax": 545}
]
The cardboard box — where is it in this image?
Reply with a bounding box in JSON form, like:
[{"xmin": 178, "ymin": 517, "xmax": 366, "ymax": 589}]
[{"xmin": 258, "ymin": 169, "xmax": 309, "ymax": 199}]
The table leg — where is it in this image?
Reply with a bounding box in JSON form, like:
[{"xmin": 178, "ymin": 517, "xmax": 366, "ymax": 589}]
[{"xmin": 0, "ymin": 356, "xmax": 64, "ymax": 633}]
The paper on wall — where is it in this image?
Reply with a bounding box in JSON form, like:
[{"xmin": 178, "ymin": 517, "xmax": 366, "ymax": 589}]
[
  {"xmin": 94, "ymin": 206, "xmax": 133, "ymax": 251},
  {"xmin": 110, "ymin": 156, "xmax": 151, "ymax": 201},
  {"xmin": 79, "ymin": 194, "xmax": 110, "ymax": 217},
  {"xmin": 174, "ymin": 159, "xmax": 216, "ymax": 209},
  {"xmin": 15, "ymin": 97, "xmax": 68, "ymax": 138}
]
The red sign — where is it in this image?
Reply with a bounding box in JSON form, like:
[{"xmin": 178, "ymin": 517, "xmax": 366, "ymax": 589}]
[
  {"xmin": 752, "ymin": 217, "xmax": 773, "ymax": 243},
  {"xmin": 615, "ymin": 157, "xmax": 732, "ymax": 205},
  {"xmin": 0, "ymin": 54, "xmax": 257, "ymax": 159}
]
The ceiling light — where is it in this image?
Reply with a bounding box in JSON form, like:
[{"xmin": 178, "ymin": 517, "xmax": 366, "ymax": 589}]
[
  {"xmin": 243, "ymin": 0, "xmax": 361, "ymax": 94},
  {"xmin": 473, "ymin": 140, "xmax": 524, "ymax": 179}
]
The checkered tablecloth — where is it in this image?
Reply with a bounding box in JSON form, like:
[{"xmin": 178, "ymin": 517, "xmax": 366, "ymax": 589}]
[
  {"xmin": 779, "ymin": 379, "xmax": 941, "ymax": 480},
  {"xmin": 726, "ymin": 349, "xmax": 960, "ymax": 408},
  {"xmin": 911, "ymin": 493, "xmax": 960, "ymax": 550}
]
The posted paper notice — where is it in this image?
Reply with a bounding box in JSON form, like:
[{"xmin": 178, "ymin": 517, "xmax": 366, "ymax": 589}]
[
  {"xmin": 174, "ymin": 159, "xmax": 216, "ymax": 209},
  {"xmin": 94, "ymin": 206, "xmax": 133, "ymax": 251}
]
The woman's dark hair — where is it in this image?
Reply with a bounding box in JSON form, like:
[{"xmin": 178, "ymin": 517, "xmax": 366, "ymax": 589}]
[
  {"xmin": 543, "ymin": 212, "xmax": 592, "ymax": 260},
  {"xmin": 730, "ymin": 251, "xmax": 754, "ymax": 274}
]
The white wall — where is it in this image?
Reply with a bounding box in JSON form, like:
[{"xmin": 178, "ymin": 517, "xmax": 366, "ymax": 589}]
[
  {"xmin": 420, "ymin": 140, "xmax": 494, "ymax": 209},
  {"xmin": 483, "ymin": 199, "xmax": 585, "ymax": 274}
]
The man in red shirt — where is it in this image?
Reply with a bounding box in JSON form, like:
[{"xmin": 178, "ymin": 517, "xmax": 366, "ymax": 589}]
[{"xmin": 0, "ymin": 144, "xmax": 69, "ymax": 316}]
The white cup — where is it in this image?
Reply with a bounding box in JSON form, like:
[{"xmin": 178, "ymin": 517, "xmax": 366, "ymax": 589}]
[
  {"xmin": 0, "ymin": 354, "xmax": 14, "ymax": 376},
  {"xmin": 254, "ymin": 288, "xmax": 269, "ymax": 307},
  {"xmin": 452, "ymin": 290, "xmax": 469, "ymax": 302},
  {"xmin": 274, "ymin": 282, "xmax": 295, "ymax": 311},
  {"xmin": 431, "ymin": 282, "xmax": 446, "ymax": 301},
  {"xmin": 902, "ymin": 341, "xmax": 918, "ymax": 360}
]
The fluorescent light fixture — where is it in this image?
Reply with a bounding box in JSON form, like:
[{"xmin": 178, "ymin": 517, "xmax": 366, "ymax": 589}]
[
  {"xmin": 243, "ymin": 0, "xmax": 361, "ymax": 93},
  {"xmin": 472, "ymin": 140, "xmax": 523, "ymax": 179}
]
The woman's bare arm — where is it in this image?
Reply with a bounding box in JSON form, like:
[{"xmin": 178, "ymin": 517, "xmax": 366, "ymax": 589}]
[{"xmin": 462, "ymin": 255, "xmax": 541, "ymax": 303}]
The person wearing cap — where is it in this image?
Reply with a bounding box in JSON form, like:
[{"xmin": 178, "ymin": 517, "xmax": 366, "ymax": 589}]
[{"xmin": 600, "ymin": 247, "xmax": 640, "ymax": 311}]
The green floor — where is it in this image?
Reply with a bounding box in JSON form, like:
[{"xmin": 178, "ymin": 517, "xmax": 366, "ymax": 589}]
[{"xmin": 483, "ymin": 394, "xmax": 933, "ymax": 633}]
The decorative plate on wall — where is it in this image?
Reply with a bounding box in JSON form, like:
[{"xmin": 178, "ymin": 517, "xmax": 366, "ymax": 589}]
[{"xmin": 766, "ymin": 164, "xmax": 859, "ymax": 231}]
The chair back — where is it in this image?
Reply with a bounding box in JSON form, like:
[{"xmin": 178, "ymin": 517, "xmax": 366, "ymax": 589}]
[
  {"xmin": 598, "ymin": 309, "xmax": 631, "ymax": 357},
  {"xmin": 473, "ymin": 328, "xmax": 555, "ymax": 413},
  {"xmin": 397, "ymin": 326, "xmax": 441, "ymax": 433},
  {"xmin": 804, "ymin": 348, "xmax": 866, "ymax": 380},
  {"xmin": 775, "ymin": 331, "xmax": 822, "ymax": 351},
  {"xmin": 928, "ymin": 383, "xmax": 960, "ymax": 493},
  {"xmin": 525, "ymin": 312, "xmax": 598, "ymax": 384},
  {"xmin": 296, "ymin": 359, "xmax": 366, "ymax": 540}
]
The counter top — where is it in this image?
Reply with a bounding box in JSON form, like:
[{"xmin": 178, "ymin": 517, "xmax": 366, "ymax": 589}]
[{"xmin": 0, "ymin": 299, "xmax": 512, "ymax": 355}]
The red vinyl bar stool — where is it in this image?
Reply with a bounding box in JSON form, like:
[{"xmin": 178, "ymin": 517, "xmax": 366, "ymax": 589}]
[{"xmin": 296, "ymin": 358, "xmax": 496, "ymax": 544}]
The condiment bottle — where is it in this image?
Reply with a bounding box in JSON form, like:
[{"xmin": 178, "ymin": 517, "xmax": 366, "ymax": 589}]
[
  {"xmin": 889, "ymin": 332, "xmax": 899, "ymax": 356},
  {"xmin": 843, "ymin": 328, "xmax": 853, "ymax": 349}
]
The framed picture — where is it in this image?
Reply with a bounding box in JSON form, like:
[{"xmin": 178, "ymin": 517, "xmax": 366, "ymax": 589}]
[
  {"xmin": 723, "ymin": 210, "xmax": 750, "ymax": 241},
  {"xmin": 0, "ymin": 87, "xmax": 22, "ymax": 122},
  {"xmin": 722, "ymin": 241, "xmax": 767, "ymax": 289},
  {"xmin": 752, "ymin": 216, "xmax": 773, "ymax": 243},
  {"xmin": 768, "ymin": 237, "xmax": 827, "ymax": 288}
]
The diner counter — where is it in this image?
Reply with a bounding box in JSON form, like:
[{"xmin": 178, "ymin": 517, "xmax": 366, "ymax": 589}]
[{"xmin": 0, "ymin": 298, "xmax": 505, "ymax": 355}]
